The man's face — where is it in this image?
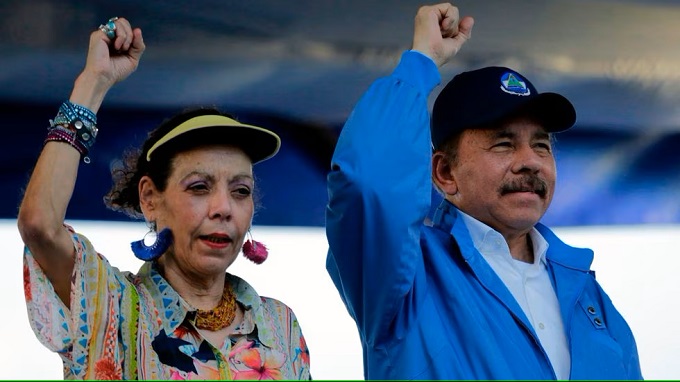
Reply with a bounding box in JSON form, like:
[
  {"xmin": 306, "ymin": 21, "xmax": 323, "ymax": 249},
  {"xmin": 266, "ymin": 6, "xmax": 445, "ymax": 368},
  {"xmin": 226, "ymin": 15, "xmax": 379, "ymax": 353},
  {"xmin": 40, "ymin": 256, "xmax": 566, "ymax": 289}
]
[{"xmin": 449, "ymin": 116, "xmax": 556, "ymax": 236}]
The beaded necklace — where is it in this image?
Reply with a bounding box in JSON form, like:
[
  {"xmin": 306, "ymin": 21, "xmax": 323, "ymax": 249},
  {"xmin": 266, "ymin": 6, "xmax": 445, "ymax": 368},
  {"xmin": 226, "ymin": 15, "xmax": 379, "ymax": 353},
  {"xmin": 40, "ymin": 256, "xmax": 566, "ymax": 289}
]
[{"xmin": 194, "ymin": 282, "xmax": 237, "ymax": 331}]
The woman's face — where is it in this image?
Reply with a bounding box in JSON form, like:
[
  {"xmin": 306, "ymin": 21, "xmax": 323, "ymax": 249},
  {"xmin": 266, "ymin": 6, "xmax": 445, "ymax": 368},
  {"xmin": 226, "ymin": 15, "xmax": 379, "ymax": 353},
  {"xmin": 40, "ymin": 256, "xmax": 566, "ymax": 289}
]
[{"xmin": 147, "ymin": 145, "xmax": 254, "ymax": 280}]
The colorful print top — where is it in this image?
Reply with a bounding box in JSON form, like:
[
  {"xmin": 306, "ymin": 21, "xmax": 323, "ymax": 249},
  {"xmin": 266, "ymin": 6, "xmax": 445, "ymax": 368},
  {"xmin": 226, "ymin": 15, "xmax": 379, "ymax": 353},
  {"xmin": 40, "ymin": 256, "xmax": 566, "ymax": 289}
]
[{"xmin": 23, "ymin": 227, "xmax": 311, "ymax": 380}]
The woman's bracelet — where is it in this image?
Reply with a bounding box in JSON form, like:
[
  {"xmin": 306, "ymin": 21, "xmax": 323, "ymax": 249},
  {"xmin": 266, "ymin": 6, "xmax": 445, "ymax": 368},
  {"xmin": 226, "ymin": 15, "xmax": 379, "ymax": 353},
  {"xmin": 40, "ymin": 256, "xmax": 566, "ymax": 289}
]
[{"xmin": 46, "ymin": 101, "xmax": 99, "ymax": 163}]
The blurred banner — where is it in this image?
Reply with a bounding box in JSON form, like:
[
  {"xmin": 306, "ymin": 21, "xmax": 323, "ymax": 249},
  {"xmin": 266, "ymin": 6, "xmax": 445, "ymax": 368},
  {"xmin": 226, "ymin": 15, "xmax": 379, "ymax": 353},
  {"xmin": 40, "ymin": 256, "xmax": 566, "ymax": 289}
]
[{"xmin": 5, "ymin": 103, "xmax": 679, "ymax": 226}]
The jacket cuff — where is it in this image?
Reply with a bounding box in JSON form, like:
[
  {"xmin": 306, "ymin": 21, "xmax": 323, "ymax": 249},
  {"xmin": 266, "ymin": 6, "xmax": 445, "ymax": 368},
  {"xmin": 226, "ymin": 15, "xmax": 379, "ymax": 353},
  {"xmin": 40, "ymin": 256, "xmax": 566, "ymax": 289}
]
[{"xmin": 392, "ymin": 50, "xmax": 441, "ymax": 95}]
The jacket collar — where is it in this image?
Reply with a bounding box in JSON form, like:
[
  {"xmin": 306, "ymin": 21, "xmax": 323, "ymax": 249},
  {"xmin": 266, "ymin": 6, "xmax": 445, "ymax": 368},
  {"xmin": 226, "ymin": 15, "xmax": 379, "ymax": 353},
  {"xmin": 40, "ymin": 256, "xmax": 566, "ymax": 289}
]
[
  {"xmin": 432, "ymin": 199, "xmax": 595, "ymax": 336},
  {"xmin": 432, "ymin": 200, "xmax": 594, "ymax": 271}
]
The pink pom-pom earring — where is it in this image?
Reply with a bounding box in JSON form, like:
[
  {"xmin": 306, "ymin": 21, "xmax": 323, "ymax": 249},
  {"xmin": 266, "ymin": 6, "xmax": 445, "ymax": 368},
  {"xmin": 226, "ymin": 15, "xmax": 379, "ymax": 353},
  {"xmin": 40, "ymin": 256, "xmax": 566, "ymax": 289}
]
[{"xmin": 242, "ymin": 230, "xmax": 268, "ymax": 264}]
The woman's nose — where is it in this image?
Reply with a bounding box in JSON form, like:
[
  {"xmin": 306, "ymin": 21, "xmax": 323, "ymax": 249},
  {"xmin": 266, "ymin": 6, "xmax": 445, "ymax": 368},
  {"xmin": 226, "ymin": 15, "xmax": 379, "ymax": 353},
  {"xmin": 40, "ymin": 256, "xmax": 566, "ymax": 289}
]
[{"xmin": 209, "ymin": 192, "xmax": 232, "ymax": 221}]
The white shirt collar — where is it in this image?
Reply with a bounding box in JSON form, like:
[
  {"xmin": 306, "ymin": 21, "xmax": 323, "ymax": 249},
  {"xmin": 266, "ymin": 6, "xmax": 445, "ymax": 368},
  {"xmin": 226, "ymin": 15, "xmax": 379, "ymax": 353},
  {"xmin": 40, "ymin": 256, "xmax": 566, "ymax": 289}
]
[{"xmin": 457, "ymin": 209, "xmax": 549, "ymax": 271}]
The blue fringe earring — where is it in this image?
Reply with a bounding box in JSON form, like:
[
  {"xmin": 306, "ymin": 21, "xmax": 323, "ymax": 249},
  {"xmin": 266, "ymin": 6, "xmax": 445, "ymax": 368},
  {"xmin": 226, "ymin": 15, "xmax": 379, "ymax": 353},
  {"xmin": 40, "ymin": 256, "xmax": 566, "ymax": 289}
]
[{"xmin": 131, "ymin": 222, "xmax": 173, "ymax": 261}]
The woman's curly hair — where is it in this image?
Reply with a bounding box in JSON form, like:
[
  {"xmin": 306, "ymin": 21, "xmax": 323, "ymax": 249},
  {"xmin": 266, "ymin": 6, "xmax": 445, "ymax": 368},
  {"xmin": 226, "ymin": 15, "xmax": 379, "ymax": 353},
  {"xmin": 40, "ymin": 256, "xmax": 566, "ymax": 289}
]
[{"xmin": 104, "ymin": 106, "xmax": 238, "ymax": 219}]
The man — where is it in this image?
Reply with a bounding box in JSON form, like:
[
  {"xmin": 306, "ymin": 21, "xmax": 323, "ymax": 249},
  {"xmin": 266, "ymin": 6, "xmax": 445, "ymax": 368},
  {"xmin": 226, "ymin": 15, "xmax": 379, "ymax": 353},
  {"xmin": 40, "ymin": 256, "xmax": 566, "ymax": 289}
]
[{"xmin": 325, "ymin": 3, "xmax": 642, "ymax": 380}]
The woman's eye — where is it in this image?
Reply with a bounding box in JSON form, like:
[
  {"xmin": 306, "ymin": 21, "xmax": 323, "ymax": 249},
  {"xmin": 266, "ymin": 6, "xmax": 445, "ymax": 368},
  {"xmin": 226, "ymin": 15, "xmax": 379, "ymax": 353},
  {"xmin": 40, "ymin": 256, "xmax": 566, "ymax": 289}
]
[
  {"xmin": 189, "ymin": 183, "xmax": 209, "ymax": 192},
  {"xmin": 234, "ymin": 187, "xmax": 252, "ymax": 197}
]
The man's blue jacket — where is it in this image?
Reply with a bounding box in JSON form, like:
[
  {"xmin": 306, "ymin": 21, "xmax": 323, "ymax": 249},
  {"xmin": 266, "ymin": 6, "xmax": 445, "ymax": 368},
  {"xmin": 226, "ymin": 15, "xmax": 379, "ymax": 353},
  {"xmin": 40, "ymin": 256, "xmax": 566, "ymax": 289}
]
[{"xmin": 325, "ymin": 51, "xmax": 643, "ymax": 380}]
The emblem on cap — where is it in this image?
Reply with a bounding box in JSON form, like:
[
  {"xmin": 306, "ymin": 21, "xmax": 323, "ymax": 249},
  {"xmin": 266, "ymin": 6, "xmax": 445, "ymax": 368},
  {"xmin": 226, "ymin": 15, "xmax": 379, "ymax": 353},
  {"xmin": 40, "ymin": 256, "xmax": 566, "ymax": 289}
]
[{"xmin": 499, "ymin": 72, "xmax": 531, "ymax": 96}]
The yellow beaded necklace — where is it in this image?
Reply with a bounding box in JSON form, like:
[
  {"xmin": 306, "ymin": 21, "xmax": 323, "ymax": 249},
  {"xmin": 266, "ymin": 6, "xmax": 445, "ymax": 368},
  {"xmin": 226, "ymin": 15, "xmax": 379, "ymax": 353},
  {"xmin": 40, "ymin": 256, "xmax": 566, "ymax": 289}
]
[{"xmin": 194, "ymin": 282, "xmax": 237, "ymax": 331}]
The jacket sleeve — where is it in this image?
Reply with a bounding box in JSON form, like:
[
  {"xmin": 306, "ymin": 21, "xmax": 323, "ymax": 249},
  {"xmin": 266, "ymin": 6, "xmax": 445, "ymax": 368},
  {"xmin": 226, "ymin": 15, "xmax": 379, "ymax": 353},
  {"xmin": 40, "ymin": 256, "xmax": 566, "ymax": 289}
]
[{"xmin": 325, "ymin": 51, "xmax": 441, "ymax": 345}]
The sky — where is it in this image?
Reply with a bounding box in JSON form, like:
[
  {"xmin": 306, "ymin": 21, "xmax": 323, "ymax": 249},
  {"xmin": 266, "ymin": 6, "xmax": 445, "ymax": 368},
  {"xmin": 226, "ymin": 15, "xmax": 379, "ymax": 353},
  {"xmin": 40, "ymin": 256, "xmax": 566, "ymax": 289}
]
[{"xmin": 2, "ymin": 220, "xmax": 679, "ymax": 379}]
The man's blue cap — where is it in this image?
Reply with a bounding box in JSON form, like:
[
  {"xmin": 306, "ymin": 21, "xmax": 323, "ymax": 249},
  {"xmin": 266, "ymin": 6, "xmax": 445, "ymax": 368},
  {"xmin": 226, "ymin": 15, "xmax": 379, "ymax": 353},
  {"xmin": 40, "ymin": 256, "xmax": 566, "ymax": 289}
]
[{"xmin": 431, "ymin": 66, "xmax": 576, "ymax": 149}]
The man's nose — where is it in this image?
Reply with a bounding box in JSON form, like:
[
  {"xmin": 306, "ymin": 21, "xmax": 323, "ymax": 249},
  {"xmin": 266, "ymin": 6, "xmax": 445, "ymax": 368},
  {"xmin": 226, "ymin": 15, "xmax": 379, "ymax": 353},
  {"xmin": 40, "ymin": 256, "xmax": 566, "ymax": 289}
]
[{"xmin": 512, "ymin": 145, "xmax": 542, "ymax": 173}]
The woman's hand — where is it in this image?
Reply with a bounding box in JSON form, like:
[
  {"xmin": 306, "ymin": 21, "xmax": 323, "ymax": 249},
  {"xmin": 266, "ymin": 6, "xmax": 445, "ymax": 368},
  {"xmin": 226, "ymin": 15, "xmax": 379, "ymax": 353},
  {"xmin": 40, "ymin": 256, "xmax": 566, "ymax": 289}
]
[
  {"xmin": 85, "ymin": 17, "xmax": 146, "ymax": 86},
  {"xmin": 71, "ymin": 17, "xmax": 146, "ymax": 113}
]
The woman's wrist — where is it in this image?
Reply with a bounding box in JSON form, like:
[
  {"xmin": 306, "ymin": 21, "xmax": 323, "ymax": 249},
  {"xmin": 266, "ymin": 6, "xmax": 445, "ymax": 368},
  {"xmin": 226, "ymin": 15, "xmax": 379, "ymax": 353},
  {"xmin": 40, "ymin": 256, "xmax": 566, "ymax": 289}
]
[
  {"xmin": 50, "ymin": 71, "xmax": 107, "ymax": 164},
  {"xmin": 69, "ymin": 71, "xmax": 113, "ymax": 114}
]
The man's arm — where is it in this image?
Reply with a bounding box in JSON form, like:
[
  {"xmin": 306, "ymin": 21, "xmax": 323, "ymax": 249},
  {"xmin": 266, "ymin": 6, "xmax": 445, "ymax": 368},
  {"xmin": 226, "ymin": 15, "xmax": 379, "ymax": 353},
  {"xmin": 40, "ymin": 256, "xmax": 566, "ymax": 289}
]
[{"xmin": 325, "ymin": 3, "xmax": 474, "ymax": 344}]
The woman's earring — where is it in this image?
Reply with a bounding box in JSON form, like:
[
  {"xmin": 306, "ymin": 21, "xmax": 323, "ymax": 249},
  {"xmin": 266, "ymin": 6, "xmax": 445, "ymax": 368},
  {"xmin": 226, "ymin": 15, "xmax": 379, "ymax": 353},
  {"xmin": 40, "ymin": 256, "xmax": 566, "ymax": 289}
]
[
  {"xmin": 242, "ymin": 230, "xmax": 268, "ymax": 264},
  {"xmin": 131, "ymin": 221, "xmax": 173, "ymax": 261}
]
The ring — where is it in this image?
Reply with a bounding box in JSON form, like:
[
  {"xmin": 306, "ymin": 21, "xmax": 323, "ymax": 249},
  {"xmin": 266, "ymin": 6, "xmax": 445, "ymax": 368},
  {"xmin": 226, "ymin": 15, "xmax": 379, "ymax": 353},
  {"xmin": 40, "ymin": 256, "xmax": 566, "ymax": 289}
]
[{"xmin": 98, "ymin": 17, "xmax": 118, "ymax": 39}]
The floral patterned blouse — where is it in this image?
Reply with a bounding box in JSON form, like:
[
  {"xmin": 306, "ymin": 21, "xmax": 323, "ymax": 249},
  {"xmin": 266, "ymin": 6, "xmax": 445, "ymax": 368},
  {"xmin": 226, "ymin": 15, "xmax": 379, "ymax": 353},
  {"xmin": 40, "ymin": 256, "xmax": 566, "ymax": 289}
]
[{"xmin": 23, "ymin": 227, "xmax": 311, "ymax": 380}]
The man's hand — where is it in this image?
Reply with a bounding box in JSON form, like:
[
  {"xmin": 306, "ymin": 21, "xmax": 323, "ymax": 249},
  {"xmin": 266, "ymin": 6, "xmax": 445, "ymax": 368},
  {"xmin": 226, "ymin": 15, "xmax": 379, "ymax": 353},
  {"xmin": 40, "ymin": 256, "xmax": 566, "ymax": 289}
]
[{"xmin": 412, "ymin": 3, "xmax": 474, "ymax": 68}]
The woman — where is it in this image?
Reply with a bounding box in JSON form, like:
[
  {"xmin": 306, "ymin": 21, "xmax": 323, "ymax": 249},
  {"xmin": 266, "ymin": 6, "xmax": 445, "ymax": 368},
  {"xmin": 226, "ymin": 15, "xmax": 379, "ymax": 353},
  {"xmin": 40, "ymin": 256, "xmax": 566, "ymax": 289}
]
[{"xmin": 18, "ymin": 17, "xmax": 310, "ymax": 380}]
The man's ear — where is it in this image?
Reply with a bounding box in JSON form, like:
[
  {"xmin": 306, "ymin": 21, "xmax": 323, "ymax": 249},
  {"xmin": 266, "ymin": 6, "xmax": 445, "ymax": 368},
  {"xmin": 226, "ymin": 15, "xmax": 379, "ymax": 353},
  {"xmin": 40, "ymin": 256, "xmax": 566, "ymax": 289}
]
[
  {"xmin": 432, "ymin": 151, "xmax": 459, "ymax": 196},
  {"xmin": 138, "ymin": 175, "xmax": 159, "ymax": 220}
]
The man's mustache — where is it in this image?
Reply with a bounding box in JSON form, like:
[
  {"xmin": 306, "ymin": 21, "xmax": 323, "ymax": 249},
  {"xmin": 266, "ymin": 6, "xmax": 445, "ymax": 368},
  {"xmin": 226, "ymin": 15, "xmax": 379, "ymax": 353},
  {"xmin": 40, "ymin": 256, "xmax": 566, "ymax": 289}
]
[{"xmin": 499, "ymin": 175, "xmax": 548, "ymax": 198}]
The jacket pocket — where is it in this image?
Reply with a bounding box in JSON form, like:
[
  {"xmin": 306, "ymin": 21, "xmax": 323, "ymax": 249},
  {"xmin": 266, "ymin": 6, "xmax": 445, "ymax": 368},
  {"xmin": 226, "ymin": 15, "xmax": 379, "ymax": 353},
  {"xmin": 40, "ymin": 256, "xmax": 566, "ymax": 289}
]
[
  {"xmin": 570, "ymin": 289, "xmax": 629, "ymax": 379},
  {"xmin": 578, "ymin": 292, "xmax": 607, "ymax": 330}
]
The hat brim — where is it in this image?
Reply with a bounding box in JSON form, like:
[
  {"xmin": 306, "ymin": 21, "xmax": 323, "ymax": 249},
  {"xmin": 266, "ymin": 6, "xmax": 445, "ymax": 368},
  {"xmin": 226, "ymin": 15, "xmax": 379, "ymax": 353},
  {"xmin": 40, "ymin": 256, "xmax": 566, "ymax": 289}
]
[
  {"xmin": 518, "ymin": 92, "xmax": 576, "ymax": 133},
  {"xmin": 478, "ymin": 92, "xmax": 576, "ymax": 133},
  {"xmin": 146, "ymin": 115, "xmax": 281, "ymax": 164}
]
